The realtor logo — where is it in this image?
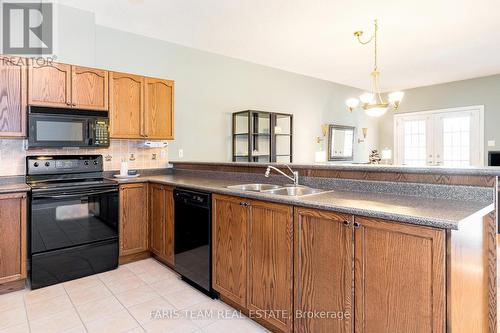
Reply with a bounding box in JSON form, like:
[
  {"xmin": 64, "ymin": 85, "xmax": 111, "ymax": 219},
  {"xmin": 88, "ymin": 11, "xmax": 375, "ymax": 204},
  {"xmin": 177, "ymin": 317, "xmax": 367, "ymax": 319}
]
[{"xmin": 2, "ymin": 2, "xmax": 53, "ymax": 54}]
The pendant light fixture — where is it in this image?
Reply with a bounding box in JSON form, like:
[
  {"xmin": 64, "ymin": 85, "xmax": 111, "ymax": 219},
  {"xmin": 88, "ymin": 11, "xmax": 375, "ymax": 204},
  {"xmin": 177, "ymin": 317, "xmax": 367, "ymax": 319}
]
[{"xmin": 346, "ymin": 19, "xmax": 404, "ymax": 117}]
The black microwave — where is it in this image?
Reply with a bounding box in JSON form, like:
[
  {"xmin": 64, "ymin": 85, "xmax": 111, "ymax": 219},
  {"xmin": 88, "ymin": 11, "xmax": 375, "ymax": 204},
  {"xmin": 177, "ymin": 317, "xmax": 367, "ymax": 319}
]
[{"xmin": 27, "ymin": 106, "xmax": 110, "ymax": 149}]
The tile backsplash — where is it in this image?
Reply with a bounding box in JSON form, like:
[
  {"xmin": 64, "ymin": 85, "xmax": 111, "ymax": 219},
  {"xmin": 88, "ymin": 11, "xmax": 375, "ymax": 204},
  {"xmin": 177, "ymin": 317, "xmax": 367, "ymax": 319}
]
[{"xmin": 0, "ymin": 139, "xmax": 169, "ymax": 176}]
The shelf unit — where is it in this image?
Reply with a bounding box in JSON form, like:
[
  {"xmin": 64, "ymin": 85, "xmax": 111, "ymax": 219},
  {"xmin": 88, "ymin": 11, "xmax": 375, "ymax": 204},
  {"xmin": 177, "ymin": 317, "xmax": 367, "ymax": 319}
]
[{"xmin": 232, "ymin": 110, "xmax": 293, "ymax": 163}]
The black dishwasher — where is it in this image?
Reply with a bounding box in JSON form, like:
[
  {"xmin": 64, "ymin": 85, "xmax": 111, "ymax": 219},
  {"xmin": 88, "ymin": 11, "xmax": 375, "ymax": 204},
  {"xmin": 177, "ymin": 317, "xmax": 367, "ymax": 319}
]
[{"xmin": 174, "ymin": 188, "xmax": 216, "ymax": 297}]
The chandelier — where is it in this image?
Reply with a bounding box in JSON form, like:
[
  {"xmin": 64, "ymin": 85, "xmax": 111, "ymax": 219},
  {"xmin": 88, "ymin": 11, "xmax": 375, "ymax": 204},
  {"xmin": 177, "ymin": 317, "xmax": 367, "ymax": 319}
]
[{"xmin": 346, "ymin": 19, "xmax": 404, "ymax": 117}]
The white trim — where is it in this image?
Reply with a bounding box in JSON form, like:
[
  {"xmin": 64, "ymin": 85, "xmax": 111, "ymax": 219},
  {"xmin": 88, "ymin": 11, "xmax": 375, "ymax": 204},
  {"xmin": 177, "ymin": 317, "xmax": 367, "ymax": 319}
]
[{"xmin": 393, "ymin": 105, "xmax": 485, "ymax": 166}]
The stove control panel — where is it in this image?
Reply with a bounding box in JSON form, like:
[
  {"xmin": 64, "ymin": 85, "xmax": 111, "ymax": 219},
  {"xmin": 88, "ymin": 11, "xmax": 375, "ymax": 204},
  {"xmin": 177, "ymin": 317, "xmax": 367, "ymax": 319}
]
[{"xmin": 27, "ymin": 155, "xmax": 103, "ymax": 175}]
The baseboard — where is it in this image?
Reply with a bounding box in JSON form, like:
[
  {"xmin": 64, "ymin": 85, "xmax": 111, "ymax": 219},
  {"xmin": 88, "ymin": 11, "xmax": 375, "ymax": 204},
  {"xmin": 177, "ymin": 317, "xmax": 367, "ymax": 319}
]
[
  {"xmin": 119, "ymin": 251, "xmax": 151, "ymax": 265},
  {"xmin": 0, "ymin": 279, "xmax": 25, "ymax": 295}
]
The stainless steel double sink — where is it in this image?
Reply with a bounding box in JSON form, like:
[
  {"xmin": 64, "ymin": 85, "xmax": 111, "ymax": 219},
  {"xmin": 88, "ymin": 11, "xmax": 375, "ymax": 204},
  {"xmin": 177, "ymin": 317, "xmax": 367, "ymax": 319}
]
[{"xmin": 226, "ymin": 183, "xmax": 327, "ymax": 197}]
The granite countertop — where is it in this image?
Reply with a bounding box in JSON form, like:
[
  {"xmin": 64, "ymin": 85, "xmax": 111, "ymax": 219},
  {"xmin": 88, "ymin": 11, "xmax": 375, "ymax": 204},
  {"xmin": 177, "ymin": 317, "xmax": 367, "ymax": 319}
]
[
  {"xmin": 0, "ymin": 178, "xmax": 30, "ymax": 194},
  {"xmin": 111, "ymin": 174, "xmax": 494, "ymax": 230},
  {"xmin": 170, "ymin": 161, "xmax": 500, "ymax": 176}
]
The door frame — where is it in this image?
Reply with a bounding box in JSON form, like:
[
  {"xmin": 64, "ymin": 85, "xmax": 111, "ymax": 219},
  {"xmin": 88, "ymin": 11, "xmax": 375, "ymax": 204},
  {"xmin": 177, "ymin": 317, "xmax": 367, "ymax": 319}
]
[{"xmin": 393, "ymin": 105, "xmax": 485, "ymax": 166}]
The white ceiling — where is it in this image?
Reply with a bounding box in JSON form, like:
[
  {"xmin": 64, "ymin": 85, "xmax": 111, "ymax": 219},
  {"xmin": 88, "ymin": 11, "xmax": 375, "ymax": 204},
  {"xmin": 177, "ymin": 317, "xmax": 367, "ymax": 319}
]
[{"xmin": 58, "ymin": 0, "xmax": 500, "ymax": 91}]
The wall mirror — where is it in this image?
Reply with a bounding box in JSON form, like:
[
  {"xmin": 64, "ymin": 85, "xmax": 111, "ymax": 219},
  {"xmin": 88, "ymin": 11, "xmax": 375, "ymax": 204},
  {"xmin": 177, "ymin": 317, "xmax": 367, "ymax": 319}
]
[{"xmin": 327, "ymin": 124, "xmax": 355, "ymax": 161}]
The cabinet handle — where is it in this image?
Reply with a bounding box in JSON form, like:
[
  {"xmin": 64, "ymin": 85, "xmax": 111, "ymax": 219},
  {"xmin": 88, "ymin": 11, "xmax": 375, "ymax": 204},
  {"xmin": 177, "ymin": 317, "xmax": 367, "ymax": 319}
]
[
  {"xmin": 343, "ymin": 220, "xmax": 351, "ymax": 227},
  {"xmin": 240, "ymin": 202, "xmax": 249, "ymax": 207},
  {"xmin": 353, "ymin": 222, "xmax": 361, "ymax": 229}
]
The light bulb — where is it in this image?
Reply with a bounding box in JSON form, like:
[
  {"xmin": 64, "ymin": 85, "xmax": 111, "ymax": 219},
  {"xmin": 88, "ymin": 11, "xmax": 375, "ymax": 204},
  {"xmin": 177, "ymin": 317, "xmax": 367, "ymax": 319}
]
[
  {"xmin": 359, "ymin": 93, "xmax": 375, "ymax": 104},
  {"xmin": 345, "ymin": 98, "xmax": 359, "ymax": 112},
  {"xmin": 364, "ymin": 106, "xmax": 388, "ymax": 117},
  {"xmin": 388, "ymin": 91, "xmax": 404, "ymax": 106}
]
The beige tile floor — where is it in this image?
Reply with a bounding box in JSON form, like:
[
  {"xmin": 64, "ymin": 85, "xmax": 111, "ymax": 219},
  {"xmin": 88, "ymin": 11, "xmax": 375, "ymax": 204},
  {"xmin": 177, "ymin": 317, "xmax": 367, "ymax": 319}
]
[{"xmin": 0, "ymin": 259, "xmax": 269, "ymax": 333}]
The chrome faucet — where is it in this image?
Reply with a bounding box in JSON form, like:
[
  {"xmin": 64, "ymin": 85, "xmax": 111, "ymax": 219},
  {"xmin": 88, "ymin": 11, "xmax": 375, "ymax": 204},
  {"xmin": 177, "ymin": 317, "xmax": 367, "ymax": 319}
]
[{"xmin": 265, "ymin": 164, "xmax": 299, "ymax": 186}]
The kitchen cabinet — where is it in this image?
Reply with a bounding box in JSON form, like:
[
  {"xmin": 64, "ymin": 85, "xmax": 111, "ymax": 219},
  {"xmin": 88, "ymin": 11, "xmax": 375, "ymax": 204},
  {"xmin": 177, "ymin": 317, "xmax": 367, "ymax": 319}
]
[
  {"xmin": 71, "ymin": 66, "xmax": 109, "ymax": 110},
  {"xmin": 144, "ymin": 78, "xmax": 174, "ymax": 140},
  {"xmin": 119, "ymin": 183, "xmax": 149, "ymax": 257},
  {"xmin": 110, "ymin": 73, "xmax": 175, "ymax": 140},
  {"xmin": 0, "ymin": 56, "xmax": 27, "ymax": 137},
  {"xmin": 294, "ymin": 207, "xmax": 353, "ymax": 333},
  {"xmin": 28, "ymin": 61, "xmax": 71, "ymax": 108},
  {"xmin": 212, "ymin": 194, "xmax": 248, "ymax": 308},
  {"xmin": 0, "ymin": 192, "xmax": 27, "ymax": 284},
  {"xmin": 294, "ymin": 208, "xmax": 446, "ymax": 333},
  {"xmin": 354, "ymin": 216, "xmax": 446, "ymax": 333},
  {"xmin": 212, "ymin": 194, "xmax": 294, "ymax": 332},
  {"xmin": 28, "ymin": 62, "xmax": 109, "ymax": 110},
  {"xmin": 109, "ymin": 72, "xmax": 144, "ymax": 138},
  {"xmin": 149, "ymin": 183, "xmax": 174, "ymax": 266},
  {"xmin": 248, "ymin": 200, "xmax": 294, "ymax": 333}
]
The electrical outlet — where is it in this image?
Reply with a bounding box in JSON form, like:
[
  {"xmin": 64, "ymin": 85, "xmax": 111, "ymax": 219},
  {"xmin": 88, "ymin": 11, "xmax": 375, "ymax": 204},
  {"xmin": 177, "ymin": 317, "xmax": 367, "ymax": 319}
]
[
  {"xmin": 178, "ymin": 149, "xmax": 184, "ymax": 158},
  {"xmin": 488, "ymin": 140, "xmax": 496, "ymax": 147}
]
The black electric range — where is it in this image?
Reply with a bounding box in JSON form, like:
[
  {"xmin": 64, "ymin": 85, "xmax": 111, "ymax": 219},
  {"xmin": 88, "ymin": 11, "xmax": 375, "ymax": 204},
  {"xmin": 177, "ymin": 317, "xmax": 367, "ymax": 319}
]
[{"xmin": 26, "ymin": 155, "xmax": 119, "ymax": 289}]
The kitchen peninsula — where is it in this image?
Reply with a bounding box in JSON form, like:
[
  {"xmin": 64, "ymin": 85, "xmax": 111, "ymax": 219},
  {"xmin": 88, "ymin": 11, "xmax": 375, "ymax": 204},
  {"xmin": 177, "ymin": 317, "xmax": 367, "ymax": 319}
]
[{"xmin": 108, "ymin": 161, "xmax": 497, "ymax": 333}]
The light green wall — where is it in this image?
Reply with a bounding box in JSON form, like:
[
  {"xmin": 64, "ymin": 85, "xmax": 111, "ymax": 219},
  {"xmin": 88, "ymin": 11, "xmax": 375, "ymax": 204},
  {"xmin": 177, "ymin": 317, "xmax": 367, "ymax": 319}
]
[
  {"xmin": 52, "ymin": 4, "xmax": 379, "ymax": 163},
  {"xmin": 378, "ymin": 74, "xmax": 500, "ymax": 164}
]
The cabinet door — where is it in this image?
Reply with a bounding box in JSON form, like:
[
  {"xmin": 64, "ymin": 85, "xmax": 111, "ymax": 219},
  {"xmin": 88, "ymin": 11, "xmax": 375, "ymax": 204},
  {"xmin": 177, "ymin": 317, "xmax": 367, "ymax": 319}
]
[
  {"xmin": 149, "ymin": 184, "xmax": 165, "ymax": 257},
  {"xmin": 212, "ymin": 194, "xmax": 248, "ymax": 308},
  {"xmin": 248, "ymin": 200, "xmax": 293, "ymax": 333},
  {"xmin": 0, "ymin": 57, "xmax": 27, "ymax": 137},
  {"xmin": 119, "ymin": 183, "xmax": 149, "ymax": 256},
  {"xmin": 0, "ymin": 192, "xmax": 27, "ymax": 284},
  {"xmin": 164, "ymin": 187, "xmax": 175, "ymax": 265},
  {"xmin": 354, "ymin": 216, "xmax": 445, "ymax": 333},
  {"xmin": 144, "ymin": 78, "xmax": 174, "ymax": 139},
  {"xmin": 294, "ymin": 208, "xmax": 353, "ymax": 333},
  {"xmin": 109, "ymin": 72, "xmax": 144, "ymax": 139},
  {"xmin": 71, "ymin": 66, "xmax": 108, "ymax": 110},
  {"xmin": 28, "ymin": 61, "xmax": 71, "ymax": 107},
  {"xmin": 149, "ymin": 184, "xmax": 175, "ymax": 265}
]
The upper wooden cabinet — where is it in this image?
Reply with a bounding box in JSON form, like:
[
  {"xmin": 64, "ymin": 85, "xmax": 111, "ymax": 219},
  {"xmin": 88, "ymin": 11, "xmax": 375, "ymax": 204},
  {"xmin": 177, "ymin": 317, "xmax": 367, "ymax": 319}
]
[
  {"xmin": 0, "ymin": 56, "xmax": 27, "ymax": 137},
  {"xmin": 110, "ymin": 72, "xmax": 174, "ymax": 140},
  {"xmin": 294, "ymin": 208, "xmax": 353, "ymax": 333},
  {"xmin": 119, "ymin": 183, "xmax": 149, "ymax": 257},
  {"xmin": 28, "ymin": 62, "xmax": 109, "ymax": 110},
  {"xmin": 354, "ymin": 216, "xmax": 446, "ymax": 333},
  {"xmin": 71, "ymin": 66, "xmax": 108, "ymax": 110},
  {"xmin": 144, "ymin": 78, "xmax": 174, "ymax": 140},
  {"xmin": 149, "ymin": 183, "xmax": 174, "ymax": 266},
  {"xmin": 0, "ymin": 192, "xmax": 27, "ymax": 284},
  {"xmin": 109, "ymin": 72, "xmax": 144, "ymax": 138},
  {"xmin": 28, "ymin": 61, "xmax": 71, "ymax": 108},
  {"xmin": 212, "ymin": 194, "xmax": 248, "ymax": 308}
]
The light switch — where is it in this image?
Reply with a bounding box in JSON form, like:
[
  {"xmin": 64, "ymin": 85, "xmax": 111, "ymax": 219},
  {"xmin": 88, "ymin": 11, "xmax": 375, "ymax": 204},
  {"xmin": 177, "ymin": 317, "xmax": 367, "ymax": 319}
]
[
  {"xmin": 488, "ymin": 140, "xmax": 496, "ymax": 147},
  {"xmin": 178, "ymin": 149, "xmax": 184, "ymax": 158}
]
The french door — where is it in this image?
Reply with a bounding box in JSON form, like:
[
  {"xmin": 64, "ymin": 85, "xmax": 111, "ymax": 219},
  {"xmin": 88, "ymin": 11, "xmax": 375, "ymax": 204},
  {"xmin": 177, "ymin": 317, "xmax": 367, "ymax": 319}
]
[{"xmin": 394, "ymin": 106, "xmax": 484, "ymax": 167}]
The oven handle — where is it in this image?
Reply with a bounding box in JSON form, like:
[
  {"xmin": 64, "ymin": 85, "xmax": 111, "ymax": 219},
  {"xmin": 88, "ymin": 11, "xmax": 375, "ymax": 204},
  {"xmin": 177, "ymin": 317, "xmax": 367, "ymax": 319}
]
[{"xmin": 33, "ymin": 189, "xmax": 118, "ymax": 199}]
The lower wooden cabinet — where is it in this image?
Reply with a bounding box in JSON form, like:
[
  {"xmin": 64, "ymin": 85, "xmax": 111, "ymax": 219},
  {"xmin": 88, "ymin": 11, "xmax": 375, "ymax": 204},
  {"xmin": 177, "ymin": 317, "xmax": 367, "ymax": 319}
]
[
  {"xmin": 354, "ymin": 216, "xmax": 446, "ymax": 333},
  {"xmin": 119, "ymin": 183, "xmax": 149, "ymax": 257},
  {"xmin": 149, "ymin": 183, "xmax": 174, "ymax": 265},
  {"xmin": 212, "ymin": 194, "xmax": 294, "ymax": 333},
  {"xmin": 294, "ymin": 207, "xmax": 353, "ymax": 333},
  {"xmin": 212, "ymin": 194, "xmax": 248, "ymax": 308},
  {"xmin": 294, "ymin": 207, "xmax": 446, "ymax": 333},
  {"xmin": 0, "ymin": 192, "xmax": 27, "ymax": 284},
  {"xmin": 248, "ymin": 200, "xmax": 293, "ymax": 332}
]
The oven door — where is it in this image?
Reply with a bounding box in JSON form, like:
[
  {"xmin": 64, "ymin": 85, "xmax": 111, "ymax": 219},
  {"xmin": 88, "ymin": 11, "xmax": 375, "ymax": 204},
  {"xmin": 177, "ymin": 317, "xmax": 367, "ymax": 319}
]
[
  {"xmin": 28, "ymin": 113, "xmax": 90, "ymax": 148},
  {"xmin": 30, "ymin": 187, "xmax": 119, "ymax": 254}
]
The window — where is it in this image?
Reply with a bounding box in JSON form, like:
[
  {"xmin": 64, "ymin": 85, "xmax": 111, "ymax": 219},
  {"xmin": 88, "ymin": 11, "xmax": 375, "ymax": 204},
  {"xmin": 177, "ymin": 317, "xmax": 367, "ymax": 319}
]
[{"xmin": 394, "ymin": 106, "xmax": 484, "ymax": 167}]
